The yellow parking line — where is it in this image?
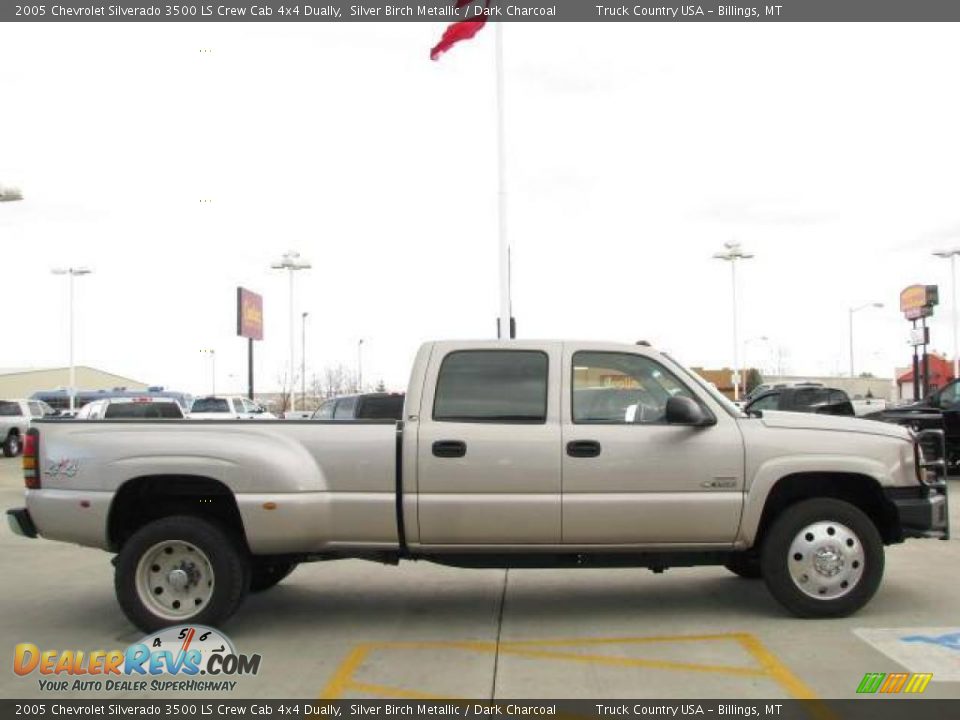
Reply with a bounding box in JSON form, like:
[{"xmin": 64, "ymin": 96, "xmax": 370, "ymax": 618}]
[
  {"xmin": 318, "ymin": 632, "xmax": 826, "ymax": 714},
  {"xmin": 319, "ymin": 644, "xmax": 372, "ymax": 700},
  {"xmin": 496, "ymin": 645, "xmax": 765, "ymax": 677},
  {"xmin": 736, "ymin": 634, "xmax": 817, "ymax": 700},
  {"xmin": 499, "ymin": 633, "xmax": 749, "ymax": 648}
]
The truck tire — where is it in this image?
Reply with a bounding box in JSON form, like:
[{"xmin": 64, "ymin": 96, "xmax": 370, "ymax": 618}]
[
  {"xmin": 724, "ymin": 554, "xmax": 762, "ymax": 579},
  {"xmin": 2, "ymin": 432, "xmax": 21, "ymax": 458},
  {"xmin": 249, "ymin": 560, "xmax": 298, "ymax": 593},
  {"xmin": 760, "ymin": 498, "xmax": 884, "ymax": 618},
  {"xmin": 115, "ymin": 516, "xmax": 249, "ymax": 632}
]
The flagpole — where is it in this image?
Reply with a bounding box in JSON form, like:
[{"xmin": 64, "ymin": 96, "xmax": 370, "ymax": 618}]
[{"xmin": 495, "ymin": 21, "xmax": 513, "ymax": 339}]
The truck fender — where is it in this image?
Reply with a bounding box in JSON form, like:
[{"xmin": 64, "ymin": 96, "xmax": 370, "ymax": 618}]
[{"xmin": 737, "ymin": 454, "xmax": 892, "ymax": 546}]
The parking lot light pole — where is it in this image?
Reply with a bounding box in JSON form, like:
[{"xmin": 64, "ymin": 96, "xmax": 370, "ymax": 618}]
[
  {"xmin": 357, "ymin": 339, "xmax": 364, "ymax": 394},
  {"xmin": 301, "ymin": 312, "xmax": 309, "ymax": 411},
  {"xmin": 51, "ymin": 267, "xmax": 93, "ymax": 412},
  {"xmin": 271, "ymin": 251, "xmax": 311, "ymax": 411},
  {"xmin": 713, "ymin": 242, "xmax": 754, "ymax": 401},
  {"xmin": 200, "ymin": 349, "xmax": 216, "ymax": 395},
  {"xmin": 848, "ymin": 302, "xmax": 883, "ymax": 378},
  {"xmin": 933, "ymin": 249, "xmax": 960, "ymax": 380}
]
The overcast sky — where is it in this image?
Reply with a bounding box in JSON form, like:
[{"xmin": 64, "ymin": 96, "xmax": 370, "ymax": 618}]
[{"xmin": 2, "ymin": 21, "xmax": 959, "ymax": 396}]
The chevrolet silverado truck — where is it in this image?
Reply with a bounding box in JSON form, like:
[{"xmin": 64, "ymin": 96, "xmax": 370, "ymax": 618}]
[{"xmin": 6, "ymin": 340, "xmax": 951, "ymax": 631}]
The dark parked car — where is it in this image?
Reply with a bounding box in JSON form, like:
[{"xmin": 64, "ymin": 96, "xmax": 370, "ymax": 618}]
[
  {"xmin": 312, "ymin": 393, "xmax": 405, "ymax": 421},
  {"xmin": 866, "ymin": 378, "xmax": 960, "ymax": 470},
  {"xmin": 744, "ymin": 386, "xmax": 854, "ymax": 417}
]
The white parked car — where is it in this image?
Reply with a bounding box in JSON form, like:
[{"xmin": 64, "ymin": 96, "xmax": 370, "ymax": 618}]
[
  {"xmin": 189, "ymin": 395, "xmax": 275, "ymax": 420},
  {"xmin": 75, "ymin": 397, "xmax": 185, "ymax": 420},
  {"xmin": 0, "ymin": 399, "xmax": 57, "ymax": 456}
]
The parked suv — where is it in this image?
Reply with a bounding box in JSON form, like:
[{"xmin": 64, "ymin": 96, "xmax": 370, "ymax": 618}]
[
  {"xmin": 312, "ymin": 392, "xmax": 405, "ymax": 420},
  {"xmin": 745, "ymin": 386, "xmax": 854, "ymax": 417},
  {"xmin": 0, "ymin": 399, "xmax": 56, "ymax": 457},
  {"xmin": 75, "ymin": 397, "xmax": 185, "ymax": 420}
]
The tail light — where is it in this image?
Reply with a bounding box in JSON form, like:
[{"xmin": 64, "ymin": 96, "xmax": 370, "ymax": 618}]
[{"xmin": 23, "ymin": 429, "xmax": 40, "ymax": 489}]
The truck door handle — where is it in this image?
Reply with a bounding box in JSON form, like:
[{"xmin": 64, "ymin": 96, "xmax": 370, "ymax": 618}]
[
  {"xmin": 432, "ymin": 440, "xmax": 467, "ymax": 458},
  {"xmin": 567, "ymin": 440, "xmax": 601, "ymax": 458}
]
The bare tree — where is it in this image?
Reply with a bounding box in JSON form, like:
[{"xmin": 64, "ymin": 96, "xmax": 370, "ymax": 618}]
[
  {"xmin": 274, "ymin": 370, "xmax": 299, "ymax": 413},
  {"xmin": 314, "ymin": 364, "xmax": 359, "ymax": 400}
]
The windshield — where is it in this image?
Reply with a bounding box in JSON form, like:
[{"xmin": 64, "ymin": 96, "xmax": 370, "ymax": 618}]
[
  {"xmin": 104, "ymin": 402, "xmax": 183, "ymax": 419},
  {"xmin": 662, "ymin": 353, "xmax": 744, "ymax": 418},
  {"xmin": 191, "ymin": 398, "xmax": 230, "ymax": 413}
]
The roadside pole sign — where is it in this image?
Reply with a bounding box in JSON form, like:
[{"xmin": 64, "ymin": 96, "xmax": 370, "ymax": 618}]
[{"xmin": 237, "ymin": 288, "xmax": 264, "ymax": 400}]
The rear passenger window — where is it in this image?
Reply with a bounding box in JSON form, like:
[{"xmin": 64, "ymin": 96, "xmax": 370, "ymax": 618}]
[
  {"xmin": 433, "ymin": 350, "xmax": 548, "ymax": 423},
  {"xmin": 334, "ymin": 397, "xmax": 357, "ymax": 419},
  {"xmin": 314, "ymin": 401, "xmax": 335, "ymax": 420}
]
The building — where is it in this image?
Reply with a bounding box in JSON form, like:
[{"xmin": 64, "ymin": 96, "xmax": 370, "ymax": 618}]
[
  {"xmin": 0, "ymin": 366, "xmax": 149, "ymax": 400},
  {"xmin": 895, "ymin": 353, "xmax": 954, "ymax": 401}
]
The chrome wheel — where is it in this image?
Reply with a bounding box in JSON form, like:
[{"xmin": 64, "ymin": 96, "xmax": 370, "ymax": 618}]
[
  {"xmin": 135, "ymin": 540, "xmax": 215, "ymax": 621},
  {"xmin": 787, "ymin": 521, "xmax": 865, "ymax": 600}
]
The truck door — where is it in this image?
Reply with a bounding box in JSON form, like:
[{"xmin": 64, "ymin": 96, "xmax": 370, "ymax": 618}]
[
  {"xmin": 416, "ymin": 345, "xmax": 562, "ymax": 544},
  {"xmin": 561, "ymin": 347, "xmax": 745, "ymax": 545}
]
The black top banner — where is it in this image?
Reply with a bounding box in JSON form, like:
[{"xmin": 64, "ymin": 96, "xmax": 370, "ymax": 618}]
[{"xmin": 6, "ymin": 0, "xmax": 960, "ymax": 23}]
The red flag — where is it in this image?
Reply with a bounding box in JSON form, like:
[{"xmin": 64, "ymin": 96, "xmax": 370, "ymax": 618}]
[{"xmin": 430, "ymin": 1, "xmax": 490, "ymax": 61}]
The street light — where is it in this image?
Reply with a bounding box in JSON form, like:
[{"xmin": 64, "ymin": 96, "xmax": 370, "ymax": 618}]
[
  {"xmin": 51, "ymin": 267, "xmax": 93, "ymax": 412},
  {"xmin": 933, "ymin": 248, "xmax": 960, "ymax": 380},
  {"xmin": 301, "ymin": 312, "xmax": 309, "ymax": 411},
  {"xmin": 848, "ymin": 302, "xmax": 884, "ymax": 378},
  {"xmin": 271, "ymin": 250, "xmax": 311, "ymax": 408},
  {"xmin": 713, "ymin": 241, "xmax": 754, "ymax": 401},
  {"xmin": 200, "ymin": 349, "xmax": 216, "ymax": 395},
  {"xmin": 357, "ymin": 339, "xmax": 364, "ymax": 394}
]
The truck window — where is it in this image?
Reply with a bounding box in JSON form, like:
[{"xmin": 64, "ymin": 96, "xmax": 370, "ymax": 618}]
[
  {"xmin": 433, "ymin": 350, "xmax": 548, "ymax": 423},
  {"xmin": 793, "ymin": 388, "xmax": 830, "ymax": 410},
  {"xmin": 314, "ymin": 401, "xmax": 335, "ymax": 419},
  {"xmin": 0, "ymin": 401, "xmax": 22, "ymax": 417},
  {"xmin": 938, "ymin": 381, "xmax": 960, "ymax": 408},
  {"xmin": 192, "ymin": 398, "xmax": 229, "ymax": 413},
  {"xmin": 572, "ymin": 352, "xmax": 695, "ymax": 424},
  {"xmin": 334, "ymin": 397, "xmax": 357, "ymax": 419},
  {"xmin": 356, "ymin": 395, "xmax": 404, "ymax": 420},
  {"xmin": 749, "ymin": 392, "xmax": 780, "ymax": 412},
  {"xmin": 104, "ymin": 402, "xmax": 183, "ymax": 419}
]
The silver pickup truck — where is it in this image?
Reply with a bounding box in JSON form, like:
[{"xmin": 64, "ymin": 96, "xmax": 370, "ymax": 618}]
[{"xmin": 7, "ymin": 340, "xmax": 950, "ymax": 631}]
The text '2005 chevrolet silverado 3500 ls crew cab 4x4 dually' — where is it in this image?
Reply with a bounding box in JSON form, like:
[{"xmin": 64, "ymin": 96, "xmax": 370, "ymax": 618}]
[{"xmin": 6, "ymin": 340, "xmax": 951, "ymax": 631}]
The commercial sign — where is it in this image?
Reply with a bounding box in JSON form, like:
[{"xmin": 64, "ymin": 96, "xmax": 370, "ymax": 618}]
[
  {"xmin": 900, "ymin": 285, "xmax": 938, "ymax": 320},
  {"xmin": 236, "ymin": 288, "xmax": 263, "ymax": 341},
  {"xmin": 909, "ymin": 327, "xmax": 930, "ymax": 347}
]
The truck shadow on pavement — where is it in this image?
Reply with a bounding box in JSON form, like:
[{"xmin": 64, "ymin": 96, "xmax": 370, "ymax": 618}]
[{"xmin": 231, "ymin": 568, "xmax": 790, "ymax": 634}]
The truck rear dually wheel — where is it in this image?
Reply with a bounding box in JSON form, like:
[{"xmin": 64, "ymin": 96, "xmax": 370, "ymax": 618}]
[
  {"xmin": 115, "ymin": 516, "xmax": 249, "ymax": 632},
  {"xmin": 760, "ymin": 498, "xmax": 883, "ymax": 618}
]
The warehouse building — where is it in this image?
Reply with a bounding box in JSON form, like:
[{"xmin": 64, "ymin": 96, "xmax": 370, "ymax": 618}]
[{"xmin": 0, "ymin": 366, "xmax": 148, "ymax": 399}]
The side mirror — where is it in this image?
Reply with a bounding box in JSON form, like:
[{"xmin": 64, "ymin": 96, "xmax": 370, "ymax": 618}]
[{"xmin": 665, "ymin": 396, "xmax": 713, "ymax": 426}]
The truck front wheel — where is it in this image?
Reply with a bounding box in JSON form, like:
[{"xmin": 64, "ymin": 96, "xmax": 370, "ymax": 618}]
[
  {"xmin": 115, "ymin": 516, "xmax": 249, "ymax": 632},
  {"xmin": 760, "ymin": 498, "xmax": 884, "ymax": 618}
]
